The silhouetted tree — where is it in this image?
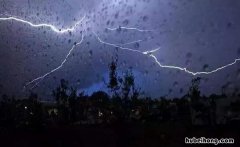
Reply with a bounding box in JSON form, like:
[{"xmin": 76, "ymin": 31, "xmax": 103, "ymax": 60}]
[
  {"xmin": 108, "ymin": 58, "xmax": 119, "ymax": 95},
  {"xmin": 189, "ymin": 77, "xmax": 201, "ymax": 101},
  {"xmin": 174, "ymin": 97, "xmax": 191, "ymax": 124},
  {"xmin": 0, "ymin": 95, "xmax": 17, "ymax": 128},
  {"xmin": 122, "ymin": 70, "xmax": 135, "ymax": 100},
  {"xmin": 90, "ymin": 91, "xmax": 110, "ymax": 122},
  {"xmin": 157, "ymin": 97, "xmax": 171, "ymax": 121},
  {"xmin": 189, "ymin": 77, "xmax": 210, "ymax": 125},
  {"xmin": 27, "ymin": 93, "xmax": 44, "ymax": 129},
  {"xmin": 69, "ymin": 87, "xmax": 77, "ymax": 123},
  {"xmin": 52, "ymin": 79, "xmax": 70, "ymax": 124},
  {"xmin": 121, "ymin": 69, "xmax": 142, "ymax": 120},
  {"xmin": 208, "ymin": 94, "xmax": 217, "ymax": 126}
]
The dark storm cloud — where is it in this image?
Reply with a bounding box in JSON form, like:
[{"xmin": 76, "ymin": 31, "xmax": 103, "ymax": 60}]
[{"xmin": 0, "ymin": 0, "xmax": 239, "ymax": 98}]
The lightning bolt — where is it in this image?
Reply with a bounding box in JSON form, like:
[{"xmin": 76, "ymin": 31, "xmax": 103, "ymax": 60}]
[
  {"xmin": 111, "ymin": 36, "xmax": 153, "ymax": 46},
  {"xmin": 25, "ymin": 34, "xmax": 84, "ymax": 89},
  {"xmin": 93, "ymin": 31, "xmax": 144, "ymax": 53},
  {"xmin": 143, "ymin": 48, "xmax": 161, "ymax": 55},
  {"xmin": 116, "ymin": 39, "xmax": 145, "ymax": 46},
  {"xmin": 0, "ymin": 15, "xmax": 86, "ymax": 33},
  {"xmin": 106, "ymin": 26, "xmax": 152, "ymax": 32},
  {"xmin": 0, "ymin": 13, "xmax": 240, "ymax": 90},
  {"xmin": 0, "ymin": 14, "xmax": 86, "ymax": 89},
  {"xmin": 149, "ymin": 54, "xmax": 240, "ymax": 76},
  {"xmin": 93, "ymin": 31, "xmax": 240, "ymax": 76}
]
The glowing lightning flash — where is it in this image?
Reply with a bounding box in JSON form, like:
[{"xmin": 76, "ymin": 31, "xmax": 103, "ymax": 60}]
[
  {"xmin": 149, "ymin": 55, "xmax": 240, "ymax": 75},
  {"xmin": 106, "ymin": 26, "xmax": 153, "ymax": 32},
  {"xmin": 25, "ymin": 34, "xmax": 84, "ymax": 89},
  {"xmin": 0, "ymin": 15, "xmax": 86, "ymax": 89},
  {"xmin": 0, "ymin": 15, "xmax": 86, "ymax": 33},
  {"xmin": 93, "ymin": 31, "xmax": 240, "ymax": 76},
  {"xmin": 1, "ymin": 13, "xmax": 240, "ymax": 89},
  {"xmin": 93, "ymin": 31, "xmax": 143, "ymax": 54},
  {"xmin": 143, "ymin": 48, "xmax": 161, "ymax": 55}
]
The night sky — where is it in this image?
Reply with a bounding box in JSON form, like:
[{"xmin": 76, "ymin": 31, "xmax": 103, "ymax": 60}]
[{"xmin": 0, "ymin": 0, "xmax": 240, "ymax": 99}]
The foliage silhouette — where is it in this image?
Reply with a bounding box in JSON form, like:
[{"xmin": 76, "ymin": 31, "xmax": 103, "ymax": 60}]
[{"xmin": 0, "ymin": 62, "xmax": 239, "ymax": 129}]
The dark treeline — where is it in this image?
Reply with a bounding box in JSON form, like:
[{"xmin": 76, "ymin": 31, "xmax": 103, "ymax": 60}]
[{"xmin": 0, "ymin": 60, "xmax": 240, "ymax": 130}]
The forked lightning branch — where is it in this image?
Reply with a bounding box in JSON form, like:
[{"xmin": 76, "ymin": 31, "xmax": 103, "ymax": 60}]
[{"xmin": 0, "ymin": 14, "xmax": 239, "ymax": 89}]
